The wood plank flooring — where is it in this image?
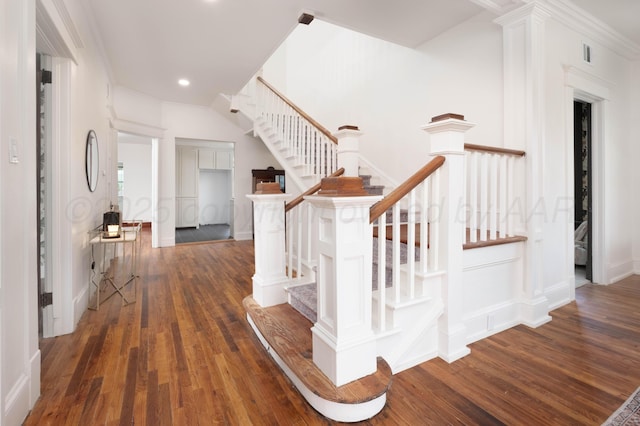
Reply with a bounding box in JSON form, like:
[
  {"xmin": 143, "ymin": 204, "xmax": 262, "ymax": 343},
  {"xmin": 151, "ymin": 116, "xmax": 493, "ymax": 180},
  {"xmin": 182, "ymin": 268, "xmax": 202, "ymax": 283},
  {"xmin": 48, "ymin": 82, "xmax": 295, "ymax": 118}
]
[{"xmin": 24, "ymin": 229, "xmax": 640, "ymax": 424}]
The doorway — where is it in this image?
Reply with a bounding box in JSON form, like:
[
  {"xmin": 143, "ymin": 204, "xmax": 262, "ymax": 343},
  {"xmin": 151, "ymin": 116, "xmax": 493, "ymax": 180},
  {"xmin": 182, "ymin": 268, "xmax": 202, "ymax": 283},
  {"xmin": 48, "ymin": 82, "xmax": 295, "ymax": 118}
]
[
  {"xmin": 574, "ymin": 100, "xmax": 592, "ymax": 286},
  {"xmin": 36, "ymin": 53, "xmax": 53, "ymax": 337},
  {"xmin": 174, "ymin": 139, "xmax": 235, "ymax": 244}
]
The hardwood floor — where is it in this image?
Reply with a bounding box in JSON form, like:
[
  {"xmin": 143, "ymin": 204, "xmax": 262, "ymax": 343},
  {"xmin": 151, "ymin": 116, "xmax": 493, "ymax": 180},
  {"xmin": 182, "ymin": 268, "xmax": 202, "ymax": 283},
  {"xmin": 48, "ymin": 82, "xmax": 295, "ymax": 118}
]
[{"xmin": 24, "ymin": 229, "xmax": 640, "ymax": 425}]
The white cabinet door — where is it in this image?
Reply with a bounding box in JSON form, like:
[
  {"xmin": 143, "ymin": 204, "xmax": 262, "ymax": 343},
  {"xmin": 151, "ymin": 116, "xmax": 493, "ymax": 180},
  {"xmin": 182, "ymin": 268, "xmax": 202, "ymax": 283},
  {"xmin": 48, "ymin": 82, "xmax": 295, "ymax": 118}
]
[
  {"xmin": 176, "ymin": 198, "xmax": 198, "ymax": 228},
  {"xmin": 198, "ymin": 149, "xmax": 215, "ymax": 170},
  {"xmin": 215, "ymin": 151, "xmax": 233, "ymax": 169},
  {"xmin": 177, "ymin": 146, "xmax": 198, "ymax": 197}
]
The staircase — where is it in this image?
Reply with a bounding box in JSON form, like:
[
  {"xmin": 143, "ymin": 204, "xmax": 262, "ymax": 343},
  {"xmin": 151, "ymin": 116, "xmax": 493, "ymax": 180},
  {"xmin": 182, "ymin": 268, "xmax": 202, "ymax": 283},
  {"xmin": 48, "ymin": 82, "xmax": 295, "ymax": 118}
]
[
  {"xmin": 238, "ymin": 77, "xmax": 543, "ymax": 423},
  {"xmin": 231, "ymin": 76, "xmax": 394, "ymax": 195}
]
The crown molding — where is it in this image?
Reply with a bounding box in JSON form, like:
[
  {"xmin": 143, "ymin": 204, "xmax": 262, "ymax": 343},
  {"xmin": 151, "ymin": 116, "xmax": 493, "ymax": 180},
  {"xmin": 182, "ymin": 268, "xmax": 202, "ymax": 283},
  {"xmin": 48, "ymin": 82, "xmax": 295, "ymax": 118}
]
[
  {"xmin": 469, "ymin": 0, "xmax": 523, "ymax": 15},
  {"xmin": 494, "ymin": 1, "xmax": 552, "ymax": 26},
  {"xmin": 36, "ymin": 0, "xmax": 77, "ymax": 62},
  {"xmin": 523, "ymin": 0, "xmax": 640, "ymax": 60},
  {"xmin": 51, "ymin": 0, "xmax": 83, "ymax": 48}
]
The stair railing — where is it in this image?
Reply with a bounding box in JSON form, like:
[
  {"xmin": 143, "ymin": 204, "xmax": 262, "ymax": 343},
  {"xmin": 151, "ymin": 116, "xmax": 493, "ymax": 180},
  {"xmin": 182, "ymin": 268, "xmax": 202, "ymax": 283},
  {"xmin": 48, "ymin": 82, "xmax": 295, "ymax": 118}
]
[
  {"xmin": 368, "ymin": 156, "xmax": 446, "ymax": 333},
  {"xmin": 464, "ymin": 144, "xmax": 526, "ymax": 244},
  {"xmin": 256, "ymin": 77, "xmax": 339, "ymax": 183},
  {"xmin": 284, "ymin": 168, "xmax": 345, "ymax": 285}
]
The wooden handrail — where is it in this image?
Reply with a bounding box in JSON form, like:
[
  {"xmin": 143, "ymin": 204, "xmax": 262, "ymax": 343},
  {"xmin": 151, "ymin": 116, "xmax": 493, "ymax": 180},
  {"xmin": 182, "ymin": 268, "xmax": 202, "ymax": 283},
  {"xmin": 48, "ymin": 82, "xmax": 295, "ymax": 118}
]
[
  {"xmin": 285, "ymin": 168, "xmax": 345, "ymax": 212},
  {"xmin": 369, "ymin": 156, "xmax": 446, "ymax": 223},
  {"xmin": 464, "ymin": 143, "xmax": 525, "ymax": 157},
  {"xmin": 257, "ymin": 76, "xmax": 338, "ymax": 144}
]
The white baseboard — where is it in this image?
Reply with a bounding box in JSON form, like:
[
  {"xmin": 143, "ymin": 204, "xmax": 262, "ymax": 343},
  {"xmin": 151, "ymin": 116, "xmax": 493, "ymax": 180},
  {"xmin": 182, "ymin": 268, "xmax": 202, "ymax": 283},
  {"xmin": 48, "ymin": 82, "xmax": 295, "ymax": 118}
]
[
  {"xmin": 233, "ymin": 230, "xmax": 253, "ymax": 241},
  {"xmin": 608, "ymin": 260, "xmax": 634, "ymax": 285},
  {"xmin": 29, "ymin": 349, "xmax": 41, "ymax": 407},
  {"xmin": 4, "ymin": 369, "xmax": 32, "ymax": 426}
]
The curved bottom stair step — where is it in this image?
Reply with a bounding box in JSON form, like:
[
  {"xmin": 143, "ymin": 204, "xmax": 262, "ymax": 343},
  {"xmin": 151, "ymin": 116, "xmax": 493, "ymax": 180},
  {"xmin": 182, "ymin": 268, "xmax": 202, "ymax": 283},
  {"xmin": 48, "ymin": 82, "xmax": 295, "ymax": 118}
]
[{"xmin": 243, "ymin": 296, "xmax": 392, "ymax": 422}]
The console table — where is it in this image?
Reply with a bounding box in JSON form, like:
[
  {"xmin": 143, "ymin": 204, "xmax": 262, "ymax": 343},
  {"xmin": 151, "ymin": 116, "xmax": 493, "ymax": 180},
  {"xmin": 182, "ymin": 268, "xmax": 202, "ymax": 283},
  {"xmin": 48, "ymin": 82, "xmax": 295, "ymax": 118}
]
[{"xmin": 88, "ymin": 221, "xmax": 142, "ymax": 310}]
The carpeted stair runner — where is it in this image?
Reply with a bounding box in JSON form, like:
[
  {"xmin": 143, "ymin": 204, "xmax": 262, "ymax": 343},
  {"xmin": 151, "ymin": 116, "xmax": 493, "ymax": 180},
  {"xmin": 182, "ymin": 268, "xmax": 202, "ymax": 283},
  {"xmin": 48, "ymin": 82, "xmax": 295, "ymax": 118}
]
[{"xmin": 288, "ymin": 283, "xmax": 317, "ymax": 323}]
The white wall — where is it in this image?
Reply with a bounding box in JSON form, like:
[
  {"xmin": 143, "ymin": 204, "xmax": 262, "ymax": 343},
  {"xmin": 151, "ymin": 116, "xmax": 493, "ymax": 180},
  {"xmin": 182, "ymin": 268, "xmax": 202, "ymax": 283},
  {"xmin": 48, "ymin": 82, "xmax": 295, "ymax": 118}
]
[
  {"xmin": 262, "ymin": 7, "xmax": 638, "ymax": 301},
  {"xmin": 110, "ymin": 94, "xmax": 278, "ymax": 244},
  {"xmin": 632, "ymin": 59, "xmax": 640, "ymax": 272},
  {"xmin": 2, "ymin": 0, "xmax": 114, "ymax": 422},
  {"xmin": 263, "ymin": 12, "xmax": 504, "ymax": 183},
  {"xmin": 161, "ymin": 102, "xmax": 277, "ymax": 241},
  {"xmin": 543, "ymin": 16, "xmax": 636, "ymax": 288},
  {"xmin": 1, "ymin": 0, "xmax": 40, "ymax": 423},
  {"xmin": 60, "ymin": 0, "xmax": 113, "ymax": 331},
  {"xmin": 117, "ymin": 135, "xmax": 153, "ymax": 222}
]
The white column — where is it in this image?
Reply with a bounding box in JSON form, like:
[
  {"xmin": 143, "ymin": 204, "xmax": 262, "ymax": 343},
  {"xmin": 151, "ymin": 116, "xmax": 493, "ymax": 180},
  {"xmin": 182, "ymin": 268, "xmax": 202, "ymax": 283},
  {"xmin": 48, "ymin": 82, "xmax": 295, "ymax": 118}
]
[
  {"xmin": 335, "ymin": 125, "xmax": 362, "ymax": 177},
  {"xmin": 247, "ymin": 183, "xmax": 291, "ymax": 307},
  {"xmin": 495, "ymin": 3, "xmax": 552, "ymax": 327},
  {"xmin": 423, "ymin": 113, "xmax": 474, "ymax": 362},
  {"xmin": 305, "ymin": 179, "xmax": 382, "ymax": 386}
]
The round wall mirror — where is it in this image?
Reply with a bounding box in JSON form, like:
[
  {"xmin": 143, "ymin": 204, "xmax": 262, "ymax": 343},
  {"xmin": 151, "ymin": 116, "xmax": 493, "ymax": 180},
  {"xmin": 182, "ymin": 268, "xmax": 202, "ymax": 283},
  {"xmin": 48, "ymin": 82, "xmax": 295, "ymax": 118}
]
[{"xmin": 85, "ymin": 130, "xmax": 99, "ymax": 192}]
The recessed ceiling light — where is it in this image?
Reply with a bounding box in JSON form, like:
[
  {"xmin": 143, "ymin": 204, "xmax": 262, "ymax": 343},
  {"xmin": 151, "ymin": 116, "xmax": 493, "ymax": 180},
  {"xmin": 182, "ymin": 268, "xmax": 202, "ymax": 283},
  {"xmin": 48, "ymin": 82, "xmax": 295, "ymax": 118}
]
[{"xmin": 178, "ymin": 79, "xmax": 190, "ymax": 87}]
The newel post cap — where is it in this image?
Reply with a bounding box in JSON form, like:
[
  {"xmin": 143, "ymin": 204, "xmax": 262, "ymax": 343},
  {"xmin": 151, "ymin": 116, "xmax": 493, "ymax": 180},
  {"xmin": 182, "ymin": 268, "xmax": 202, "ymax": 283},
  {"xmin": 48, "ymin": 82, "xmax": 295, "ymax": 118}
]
[
  {"xmin": 316, "ymin": 176, "xmax": 369, "ymax": 197},
  {"xmin": 254, "ymin": 182, "xmax": 283, "ymax": 194},
  {"xmin": 422, "ymin": 113, "xmax": 475, "ymax": 134}
]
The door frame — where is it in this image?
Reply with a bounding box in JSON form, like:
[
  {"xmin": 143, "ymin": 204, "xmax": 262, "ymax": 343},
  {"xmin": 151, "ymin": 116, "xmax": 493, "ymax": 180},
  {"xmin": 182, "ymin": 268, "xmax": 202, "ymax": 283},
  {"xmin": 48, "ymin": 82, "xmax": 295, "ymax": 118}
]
[
  {"xmin": 565, "ymin": 66, "xmax": 609, "ymax": 298},
  {"xmin": 573, "ymin": 99, "xmax": 593, "ymax": 281}
]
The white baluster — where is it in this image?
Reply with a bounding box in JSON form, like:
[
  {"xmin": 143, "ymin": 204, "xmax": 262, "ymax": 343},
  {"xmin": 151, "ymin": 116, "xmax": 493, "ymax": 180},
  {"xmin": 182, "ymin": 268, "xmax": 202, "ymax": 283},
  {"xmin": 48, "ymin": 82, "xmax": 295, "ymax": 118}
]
[
  {"xmin": 499, "ymin": 155, "xmax": 508, "ymax": 237},
  {"xmin": 420, "ymin": 180, "xmax": 429, "ymax": 275},
  {"xmin": 408, "ymin": 190, "xmax": 416, "ymax": 299},
  {"xmin": 392, "ymin": 203, "xmax": 401, "ymax": 303},
  {"xmin": 480, "ymin": 153, "xmax": 488, "ymax": 241},
  {"xmin": 377, "ymin": 212, "xmax": 387, "ymax": 333},
  {"xmin": 490, "ymin": 154, "xmax": 498, "ymax": 240}
]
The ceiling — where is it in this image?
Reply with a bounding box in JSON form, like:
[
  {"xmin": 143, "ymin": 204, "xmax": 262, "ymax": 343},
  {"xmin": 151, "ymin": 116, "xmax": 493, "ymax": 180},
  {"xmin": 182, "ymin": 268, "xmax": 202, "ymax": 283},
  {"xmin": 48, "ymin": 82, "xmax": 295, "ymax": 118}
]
[{"xmin": 85, "ymin": 0, "xmax": 639, "ymax": 107}]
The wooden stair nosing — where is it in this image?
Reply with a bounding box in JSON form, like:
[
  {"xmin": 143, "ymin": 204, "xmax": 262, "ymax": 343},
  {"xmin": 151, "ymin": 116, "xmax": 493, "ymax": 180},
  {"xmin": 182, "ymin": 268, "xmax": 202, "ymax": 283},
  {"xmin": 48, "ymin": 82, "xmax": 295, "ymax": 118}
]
[{"xmin": 243, "ymin": 296, "xmax": 392, "ymax": 405}]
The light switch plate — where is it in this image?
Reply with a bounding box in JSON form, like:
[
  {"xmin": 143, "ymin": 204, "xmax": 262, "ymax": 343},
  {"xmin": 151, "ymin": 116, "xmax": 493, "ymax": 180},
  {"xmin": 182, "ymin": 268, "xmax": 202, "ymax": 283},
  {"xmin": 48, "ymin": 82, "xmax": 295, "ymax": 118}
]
[{"xmin": 9, "ymin": 138, "xmax": 19, "ymax": 163}]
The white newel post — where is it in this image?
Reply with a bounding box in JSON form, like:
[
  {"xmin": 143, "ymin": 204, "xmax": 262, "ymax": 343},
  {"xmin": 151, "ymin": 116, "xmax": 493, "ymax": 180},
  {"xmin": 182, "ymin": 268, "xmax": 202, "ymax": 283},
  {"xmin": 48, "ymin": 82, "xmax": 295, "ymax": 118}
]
[
  {"xmin": 247, "ymin": 183, "xmax": 292, "ymax": 307},
  {"xmin": 423, "ymin": 113, "xmax": 474, "ymax": 362},
  {"xmin": 335, "ymin": 125, "xmax": 362, "ymax": 177},
  {"xmin": 305, "ymin": 177, "xmax": 382, "ymax": 386}
]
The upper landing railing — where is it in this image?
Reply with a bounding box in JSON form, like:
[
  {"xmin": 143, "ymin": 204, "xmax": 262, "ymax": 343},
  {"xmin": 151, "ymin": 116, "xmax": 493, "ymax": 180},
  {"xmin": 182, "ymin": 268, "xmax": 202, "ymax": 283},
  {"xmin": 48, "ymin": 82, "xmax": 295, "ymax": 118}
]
[
  {"xmin": 463, "ymin": 143, "xmax": 526, "ymax": 247},
  {"xmin": 255, "ymin": 77, "xmax": 339, "ymax": 183}
]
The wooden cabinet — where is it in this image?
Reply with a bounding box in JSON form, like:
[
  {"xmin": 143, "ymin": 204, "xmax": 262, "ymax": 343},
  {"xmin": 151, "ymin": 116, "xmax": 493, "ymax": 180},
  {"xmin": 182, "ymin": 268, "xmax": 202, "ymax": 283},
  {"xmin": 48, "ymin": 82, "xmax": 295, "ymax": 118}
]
[
  {"xmin": 176, "ymin": 146, "xmax": 199, "ymax": 228},
  {"xmin": 252, "ymin": 167, "xmax": 285, "ymax": 193}
]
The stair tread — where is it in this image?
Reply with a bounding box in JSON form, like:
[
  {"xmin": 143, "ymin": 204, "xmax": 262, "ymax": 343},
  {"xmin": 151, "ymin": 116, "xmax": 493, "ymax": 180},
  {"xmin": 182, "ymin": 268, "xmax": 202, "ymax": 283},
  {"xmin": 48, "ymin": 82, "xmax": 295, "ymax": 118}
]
[{"xmin": 243, "ymin": 296, "xmax": 392, "ymax": 404}]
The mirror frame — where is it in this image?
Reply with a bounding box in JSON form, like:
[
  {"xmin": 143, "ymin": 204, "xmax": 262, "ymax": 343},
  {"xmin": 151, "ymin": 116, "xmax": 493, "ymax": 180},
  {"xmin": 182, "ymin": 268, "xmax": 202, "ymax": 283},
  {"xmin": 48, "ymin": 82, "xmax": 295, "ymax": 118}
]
[{"xmin": 85, "ymin": 130, "xmax": 99, "ymax": 192}]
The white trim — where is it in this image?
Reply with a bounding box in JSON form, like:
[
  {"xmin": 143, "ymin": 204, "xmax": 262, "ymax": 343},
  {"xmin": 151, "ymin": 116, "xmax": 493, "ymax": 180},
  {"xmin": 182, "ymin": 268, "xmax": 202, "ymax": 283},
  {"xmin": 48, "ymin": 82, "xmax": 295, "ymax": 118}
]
[
  {"xmin": 41, "ymin": 53, "xmax": 54, "ymax": 338},
  {"xmin": 110, "ymin": 120, "xmax": 166, "ymax": 249},
  {"xmin": 564, "ymin": 65, "xmax": 609, "ymax": 286},
  {"xmin": 544, "ymin": 0, "xmax": 640, "ymax": 60},
  {"xmin": 110, "ymin": 117, "xmax": 166, "ymax": 139},
  {"xmin": 4, "ymin": 372, "xmax": 30, "ymax": 426},
  {"xmin": 50, "ymin": 57, "xmax": 74, "ymax": 336},
  {"xmin": 151, "ymin": 139, "xmax": 159, "ymax": 248},
  {"xmin": 35, "ymin": 0, "xmax": 78, "ymax": 62},
  {"xmin": 50, "ymin": 0, "xmax": 83, "ymax": 48}
]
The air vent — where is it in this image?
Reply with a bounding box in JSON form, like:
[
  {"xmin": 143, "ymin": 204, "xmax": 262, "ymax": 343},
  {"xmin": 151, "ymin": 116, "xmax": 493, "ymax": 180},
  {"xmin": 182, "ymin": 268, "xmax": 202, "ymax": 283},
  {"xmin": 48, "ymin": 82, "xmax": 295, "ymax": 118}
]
[{"xmin": 583, "ymin": 43, "xmax": 592, "ymax": 64}]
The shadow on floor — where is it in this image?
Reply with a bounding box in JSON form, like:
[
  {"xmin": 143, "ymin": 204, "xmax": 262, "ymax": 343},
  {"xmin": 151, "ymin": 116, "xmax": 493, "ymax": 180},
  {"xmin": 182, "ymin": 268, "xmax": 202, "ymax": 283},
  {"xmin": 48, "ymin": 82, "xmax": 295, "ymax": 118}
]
[{"xmin": 175, "ymin": 224, "xmax": 232, "ymax": 244}]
